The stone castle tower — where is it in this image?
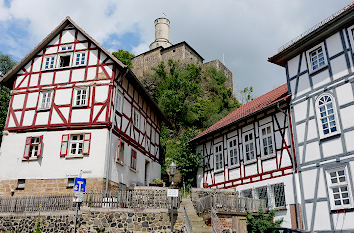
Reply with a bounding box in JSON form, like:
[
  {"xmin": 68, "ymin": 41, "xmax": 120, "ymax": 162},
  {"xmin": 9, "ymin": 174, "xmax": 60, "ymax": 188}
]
[{"xmin": 131, "ymin": 17, "xmax": 234, "ymax": 91}]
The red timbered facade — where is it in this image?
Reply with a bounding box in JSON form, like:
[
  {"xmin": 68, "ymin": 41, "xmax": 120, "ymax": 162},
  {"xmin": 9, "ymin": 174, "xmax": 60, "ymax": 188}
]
[
  {"xmin": 191, "ymin": 84, "xmax": 300, "ymax": 228},
  {"xmin": 0, "ymin": 17, "xmax": 166, "ymax": 196}
]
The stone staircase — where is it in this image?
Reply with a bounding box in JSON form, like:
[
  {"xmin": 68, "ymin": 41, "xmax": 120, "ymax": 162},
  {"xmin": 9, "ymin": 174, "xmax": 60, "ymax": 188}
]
[{"xmin": 175, "ymin": 197, "xmax": 212, "ymax": 233}]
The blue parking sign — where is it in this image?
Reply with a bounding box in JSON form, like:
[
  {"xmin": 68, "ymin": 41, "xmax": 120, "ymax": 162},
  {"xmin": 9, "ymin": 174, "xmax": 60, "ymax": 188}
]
[{"xmin": 73, "ymin": 177, "xmax": 86, "ymax": 192}]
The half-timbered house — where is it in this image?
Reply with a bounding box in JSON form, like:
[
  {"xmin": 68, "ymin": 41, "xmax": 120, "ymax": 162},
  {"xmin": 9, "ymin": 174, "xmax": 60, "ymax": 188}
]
[
  {"xmin": 0, "ymin": 17, "xmax": 167, "ymax": 196},
  {"xmin": 191, "ymin": 84, "xmax": 301, "ymax": 228},
  {"xmin": 268, "ymin": 3, "xmax": 354, "ymax": 232}
]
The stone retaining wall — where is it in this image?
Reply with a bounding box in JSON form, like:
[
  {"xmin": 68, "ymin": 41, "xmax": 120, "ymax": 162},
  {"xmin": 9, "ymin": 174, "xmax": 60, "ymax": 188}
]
[{"xmin": 0, "ymin": 207, "xmax": 172, "ymax": 233}]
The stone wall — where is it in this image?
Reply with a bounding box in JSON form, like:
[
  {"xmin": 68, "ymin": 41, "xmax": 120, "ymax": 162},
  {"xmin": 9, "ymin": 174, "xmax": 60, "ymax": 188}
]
[
  {"xmin": 0, "ymin": 207, "xmax": 172, "ymax": 233},
  {"xmin": 203, "ymin": 59, "xmax": 233, "ymax": 91},
  {"xmin": 0, "ymin": 178, "xmax": 119, "ymax": 197}
]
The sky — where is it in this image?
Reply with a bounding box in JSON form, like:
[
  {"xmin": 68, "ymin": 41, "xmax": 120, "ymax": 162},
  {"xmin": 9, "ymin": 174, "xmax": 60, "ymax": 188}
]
[{"xmin": 0, "ymin": 0, "xmax": 352, "ymax": 97}]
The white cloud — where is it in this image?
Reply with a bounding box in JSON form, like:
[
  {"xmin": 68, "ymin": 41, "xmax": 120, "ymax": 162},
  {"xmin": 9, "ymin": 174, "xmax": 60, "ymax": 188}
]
[{"xmin": 0, "ymin": 0, "xmax": 351, "ymax": 96}]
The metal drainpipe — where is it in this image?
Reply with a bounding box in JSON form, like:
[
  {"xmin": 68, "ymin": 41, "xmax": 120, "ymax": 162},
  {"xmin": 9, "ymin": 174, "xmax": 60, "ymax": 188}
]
[
  {"xmin": 105, "ymin": 67, "xmax": 129, "ymax": 194},
  {"xmin": 277, "ymin": 102, "xmax": 301, "ymax": 229}
]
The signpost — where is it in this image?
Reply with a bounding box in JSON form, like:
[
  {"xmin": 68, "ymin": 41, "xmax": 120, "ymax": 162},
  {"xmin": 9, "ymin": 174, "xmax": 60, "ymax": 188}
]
[
  {"xmin": 167, "ymin": 189, "xmax": 179, "ymax": 233},
  {"xmin": 73, "ymin": 177, "xmax": 86, "ymax": 233}
]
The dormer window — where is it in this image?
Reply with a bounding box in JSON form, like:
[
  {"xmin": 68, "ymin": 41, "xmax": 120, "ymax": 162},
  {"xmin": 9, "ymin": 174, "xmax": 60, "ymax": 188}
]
[{"xmin": 60, "ymin": 44, "xmax": 73, "ymax": 52}]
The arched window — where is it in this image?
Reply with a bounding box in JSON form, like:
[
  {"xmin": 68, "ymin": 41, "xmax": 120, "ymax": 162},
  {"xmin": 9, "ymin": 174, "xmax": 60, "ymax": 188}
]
[{"xmin": 316, "ymin": 94, "xmax": 340, "ymax": 138}]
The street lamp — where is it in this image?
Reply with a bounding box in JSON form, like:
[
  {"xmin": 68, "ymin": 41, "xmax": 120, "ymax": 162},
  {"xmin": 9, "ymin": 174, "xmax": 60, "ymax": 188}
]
[{"xmin": 169, "ymin": 162, "xmax": 177, "ymax": 186}]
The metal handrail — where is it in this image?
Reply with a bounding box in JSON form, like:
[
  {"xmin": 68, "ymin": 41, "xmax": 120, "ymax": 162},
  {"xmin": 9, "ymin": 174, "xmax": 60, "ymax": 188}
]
[{"xmin": 184, "ymin": 206, "xmax": 193, "ymax": 233}]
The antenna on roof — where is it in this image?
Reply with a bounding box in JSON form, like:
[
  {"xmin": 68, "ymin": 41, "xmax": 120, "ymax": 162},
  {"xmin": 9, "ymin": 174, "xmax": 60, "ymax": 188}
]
[{"xmin": 222, "ymin": 53, "xmax": 225, "ymax": 65}]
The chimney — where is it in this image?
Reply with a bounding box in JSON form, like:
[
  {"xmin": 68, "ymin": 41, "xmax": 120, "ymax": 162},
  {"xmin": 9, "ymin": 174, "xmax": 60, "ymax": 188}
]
[{"xmin": 149, "ymin": 17, "xmax": 173, "ymax": 50}]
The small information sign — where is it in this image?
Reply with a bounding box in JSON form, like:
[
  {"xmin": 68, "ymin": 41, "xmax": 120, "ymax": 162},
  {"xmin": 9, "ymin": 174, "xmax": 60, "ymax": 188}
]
[{"xmin": 167, "ymin": 189, "xmax": 179, "ymax": 197}]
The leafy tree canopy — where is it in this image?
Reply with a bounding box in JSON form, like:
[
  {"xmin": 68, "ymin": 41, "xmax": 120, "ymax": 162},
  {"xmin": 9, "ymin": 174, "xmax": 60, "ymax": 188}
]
[
  {"xmin": 112, "ymin": 49, "xmax": 135, "ymax": 68},
  {"xmin": 0, "ymin": 52, "xmax": 16, "ymax": 144},
  {"xmin": 147, "ymin": 59, "xmax": 240, "ymax": 186}
]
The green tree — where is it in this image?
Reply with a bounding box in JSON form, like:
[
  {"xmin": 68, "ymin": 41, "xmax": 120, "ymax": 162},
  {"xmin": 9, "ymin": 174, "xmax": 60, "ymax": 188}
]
[
  {"xmin": 147, "ymin": 60, "xmax": 239, "ymax": 186},
  {"xmin": 0, "ymin": 53, "xmax": 16, "ymax": 145},
  {"xmin": 246, "ymin": 208, "xmax": 283, "ymax": 233},
  {"xmin": 112, "ymin": 49, "xmax": 135, "ymax": 68},
  {"xmin": 239, "ymin": 86, "xmax": 254, "ymax": 104}
]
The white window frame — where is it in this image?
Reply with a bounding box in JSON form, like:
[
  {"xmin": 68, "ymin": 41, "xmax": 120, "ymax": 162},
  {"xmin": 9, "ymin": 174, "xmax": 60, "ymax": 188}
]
[
  {"xmin": 68, "ymin": 134, "xmax": 84, "ymax": 157},
  {"xmin": 214, "ymin": 143, "xmax": 223, "ymax": 172},
  {"xmin": 116, "ymin": 139, "xmax": 124, "ymax": 165},
  {"xmin": 325, "ymin": 166, "xmax": 353, "ymax": 210},
  {"xmin": 73, "ymin": 87, "xmax": 89, "ymax": 107},
  {"xmin": 115, "ymin": 91, "xmax": 123, "ymax": 113},
  {"xmin": 347, "ymin": 25, "xmax": 354, "ymax": 53},
  {"xmin": 59, "ymin": 44, "xmax": 74, "ymax": 52},
  {"xmin": 315, "ymin": 93, "xmax": 340, "ymax": 139},
  {"xmin": 227, "ymin": 137, "xmax": 239, "ymax": 167},
  {"xmin": 43, "ymin": 55, "xmax": 56, "ymax": 70},
  {"xmin": 243, "ymin": 131, "xmax": 256, "ymax": 164},
  {"xmin": 57, "ymin": 52, "xmax": 73, "ymax": 68},
  {"xmin": 306, "ymin": 42, "xmax": 328, "ymax": 74},
  {"xmin": 133, "ymin": 109, "xmax": 141, "ymax": 130},
  {"xmin": 73, "ymin": 51, "xmax": 87, "ymax": 66},
  {"xmin": 260, "ymin": 124, "xmax": 275, "ymax": 159},
  {"xmin": 38, "ymin": 90, "xmax": 53, "ymax": 110}
]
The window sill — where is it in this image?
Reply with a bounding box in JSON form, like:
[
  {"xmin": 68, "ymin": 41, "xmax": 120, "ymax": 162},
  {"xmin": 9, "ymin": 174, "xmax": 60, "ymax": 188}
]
[
  {"xmin": 129, "ymin": 168, "xmax": 136, "ymax": 173},
  {"xmin": 37, "ymin": 108, "xmax": 51, "ymax": 112},
  {"xmin": 22, "ymin": 157, "xmax": 40, "ymax": 161},
  {"xmin": 244, "ymin": 159, "xmax": 257, "ymax": 165},
  {"xmin": 260, "ymin": 154, "xmax": 276, "ymax": 161},
  {"xmin": 228, "ymin": 164, "xmax": 240, "ymax": 170},
  {"xmin": 116, "ymin": 161, "xmax": 124, "ymax": 166},
  {"xmin": 65, "ymin": 155, "xmax": 84, "ymax": 159},
  {"xmin": 72, "ymin": 104, "xmax": 88, "ymax": 109},
  {"xmin": 308, "ymin": 64, "xmax": 328, "ymax": 76},
  {"xmin": 319, "ymin": 131, "xmax": 341, "ymax": 141},
  {"xmin": 214, "ymin": 169, "xmax": 224, "ymax": 174},
  {"xmin": 330, "ymin": 207, "xmax": 354, "ymax": 213}
]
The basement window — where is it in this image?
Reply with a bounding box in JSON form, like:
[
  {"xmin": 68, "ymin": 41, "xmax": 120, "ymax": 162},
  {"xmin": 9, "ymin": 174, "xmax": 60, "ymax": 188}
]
[
  {"xmin": 58, "ymin": 54, "xmax": 72, "ymax": 68},
  {"xmin": 17, "ymin": 179, "xmax": 26, "ymax": 190},
  {"xmin": 67, "ymin": 178, "xmax": 75, "ymax": 188}
]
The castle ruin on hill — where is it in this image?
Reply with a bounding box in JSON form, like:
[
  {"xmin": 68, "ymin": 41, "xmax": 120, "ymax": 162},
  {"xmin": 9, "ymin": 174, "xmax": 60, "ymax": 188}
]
[{"xmin": 131, "ymin": 17, "xmax": 234, "ymax": 91}]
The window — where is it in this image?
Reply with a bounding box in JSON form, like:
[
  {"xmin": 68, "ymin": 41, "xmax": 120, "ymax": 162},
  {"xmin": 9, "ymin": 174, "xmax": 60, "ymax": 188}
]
[
  {"xmin": 57, "ymin": 54, "xmax": 72, "ymax": 68},
  {"xmin": 326, "ymin": 167, "xmax": 353, "ymax": 210},
  {"xmin": 256, "ymin": 186, "xmax": 269, "ymax": 208},
  {"xmin": 347, "ymin": 25, "xmax": 354, "ymax": 53},
  {"xmin": 116, "ymin": 139, "xmax": 124, "ymax": 164},
  {"xmin": 133, "ymin": 109, "xmax": 141, "ymax": 129},
  {"xmin": 272, "ymin": 183, "xmax": 286, "ymax": 208},
  {"xmin": 39, "ymin": 91, "xmax": 53, "ymax": 110},
  {"xmin": 214, "ymin": 144, "xmax": 223, "ymax": 171},
  {"xmin": 316, "ymin": 94, "xmax": 339, "ymax": 138},
  {"xmin": 74, "ymin": 87, "xmax": 88, "ymax": 107},
  {"xmin": 60, "ymin": 133, "xmax": 91, "ymax": 157},
  {"xmin": 67, "ymin": 178, "xmax": 75, "ymax": 188},
  {"xmin": 43, "ymin": 56, "xmax": 55, "ymax": 70},
  {"xmin": 306, "ymin": 43, "xmax": 328, "ymax": 73},
  {"xmin": 74, "ymin": 52, "xmax": 87, "ymax": 66},
  {"xmin": 260, "ymin": 125, "xmax": 275, "ymax": 158},
  {"xmin": 17, "ymin": 179, "xmax": 25, "ymax": 190},
  {"xmin": 130, "ymin": 149, "xmax": 137, "ymax": 170},
  {"xmin": 115, "ymin": 92, "xmax": 123, "ymax": 113},
  {"xmin": 241, "ymin": 189, "xmax": 253, "ymax": 198},
  {"xmin": 60, "ymin": 44, "xmax": 73, "ymax": 52},
  {"xmin": 23, "ymin": 136, "xmax": 43, "ymax": 159},
  {"xmin": 243, "ymin": 131, "xmax": 255, "ymax": 163},
  {"xmin": 228, "ymin": 138, "xmax": 239, "ymax": 167}
]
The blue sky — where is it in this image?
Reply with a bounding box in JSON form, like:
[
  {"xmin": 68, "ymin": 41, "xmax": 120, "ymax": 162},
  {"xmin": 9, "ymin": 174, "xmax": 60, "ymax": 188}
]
[{"xmin": 0, "ymin": 0, "xmax": 352, "ymax": 97}]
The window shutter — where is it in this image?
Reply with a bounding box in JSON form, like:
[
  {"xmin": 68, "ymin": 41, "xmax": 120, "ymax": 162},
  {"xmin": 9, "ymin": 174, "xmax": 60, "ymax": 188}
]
[
  {"xmin": 82, "ymin": 133, "xmax": 91, "ymax": 155},
  {"xmin": 23, "ymin": 137, "xmax": 31, "ymax": 159},
  {"xmin": 37, "ymin": 135, "xmax": 44, "ymax": 158},
  {"xmin": 60, "ymin": 134, "xmax": 69, "ymax": 157}
]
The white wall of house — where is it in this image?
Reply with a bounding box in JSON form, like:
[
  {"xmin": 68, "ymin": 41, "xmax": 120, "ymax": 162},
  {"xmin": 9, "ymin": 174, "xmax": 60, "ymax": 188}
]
[{"xmin": 285, "ymin": 24, "xmax": 354, "ymax": 232}]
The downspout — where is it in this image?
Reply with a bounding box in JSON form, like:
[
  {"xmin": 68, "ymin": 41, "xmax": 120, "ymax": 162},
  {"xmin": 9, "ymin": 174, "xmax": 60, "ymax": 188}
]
[
  {"xmin": 277, "ymin": 101, "xmax": 301, "ymax": 229},
  {"xmin": 105, "ymin": 67, "xmax": 129, "ymax": 194}
]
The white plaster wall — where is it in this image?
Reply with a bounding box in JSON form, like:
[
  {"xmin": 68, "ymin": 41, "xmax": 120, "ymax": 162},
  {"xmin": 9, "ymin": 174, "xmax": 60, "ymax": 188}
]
[{"xmin": 0, "ymin": 129, "xmax": 108, "ymax": 180}]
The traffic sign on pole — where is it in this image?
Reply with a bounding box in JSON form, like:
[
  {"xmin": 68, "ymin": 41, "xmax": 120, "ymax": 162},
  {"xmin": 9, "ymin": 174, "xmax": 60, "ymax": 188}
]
[{"xmin": 73, "ymin": 177, "xmax": 86, "ymax": 193}]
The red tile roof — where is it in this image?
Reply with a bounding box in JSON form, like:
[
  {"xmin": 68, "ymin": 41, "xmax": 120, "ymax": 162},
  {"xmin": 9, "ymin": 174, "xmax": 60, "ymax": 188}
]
[{"xmin": 191, "ymin": 84, "xmax": 289, "ymax": 142}]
